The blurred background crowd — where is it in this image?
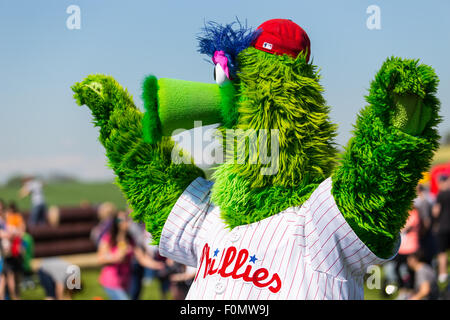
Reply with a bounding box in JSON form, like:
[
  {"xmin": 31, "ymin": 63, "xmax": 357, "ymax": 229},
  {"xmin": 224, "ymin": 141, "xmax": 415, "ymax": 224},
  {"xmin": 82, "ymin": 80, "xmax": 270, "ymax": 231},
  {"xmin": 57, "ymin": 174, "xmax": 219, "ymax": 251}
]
[
  {"xmin": 0, "ymin": 176, "xmax": 196, "ymax": 300},
  {"xmin": 0, "ymin": 172, "xmax": 449, "ymax": 300},
  {"xmin": 382, "ymin": 173, "xmax": 450, "ymax": 300}
]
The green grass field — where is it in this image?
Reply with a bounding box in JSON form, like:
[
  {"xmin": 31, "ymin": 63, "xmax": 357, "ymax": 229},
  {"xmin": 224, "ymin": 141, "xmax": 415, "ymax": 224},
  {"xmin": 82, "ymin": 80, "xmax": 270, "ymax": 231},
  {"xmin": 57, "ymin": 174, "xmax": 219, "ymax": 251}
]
[{"xmin": 0, "ymin": 181, "xmax": 128, "ymax": 212}]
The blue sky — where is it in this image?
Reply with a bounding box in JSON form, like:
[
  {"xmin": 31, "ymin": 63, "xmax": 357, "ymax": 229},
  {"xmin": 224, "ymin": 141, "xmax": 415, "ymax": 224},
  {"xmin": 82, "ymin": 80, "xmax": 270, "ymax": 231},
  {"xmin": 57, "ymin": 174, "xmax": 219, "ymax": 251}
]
[{"xmin": 0, "ymin": 0, "xmax": 449, "ymax": 183}]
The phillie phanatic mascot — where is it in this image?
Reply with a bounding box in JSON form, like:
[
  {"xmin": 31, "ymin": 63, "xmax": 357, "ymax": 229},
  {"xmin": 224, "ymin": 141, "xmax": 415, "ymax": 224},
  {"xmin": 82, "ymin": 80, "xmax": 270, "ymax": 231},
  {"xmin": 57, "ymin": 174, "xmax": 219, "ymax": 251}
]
[{"xmin": 72, "ymin": 19, "xmax": 441, "ymax": 299}]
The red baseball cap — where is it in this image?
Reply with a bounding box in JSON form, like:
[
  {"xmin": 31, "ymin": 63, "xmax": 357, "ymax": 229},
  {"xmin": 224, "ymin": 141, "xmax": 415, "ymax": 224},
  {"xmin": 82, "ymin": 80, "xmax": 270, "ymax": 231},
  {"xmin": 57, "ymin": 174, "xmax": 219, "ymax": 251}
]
[{"xmin": 252, "ymin": 19, "xmax": 311, "ymax": 62}]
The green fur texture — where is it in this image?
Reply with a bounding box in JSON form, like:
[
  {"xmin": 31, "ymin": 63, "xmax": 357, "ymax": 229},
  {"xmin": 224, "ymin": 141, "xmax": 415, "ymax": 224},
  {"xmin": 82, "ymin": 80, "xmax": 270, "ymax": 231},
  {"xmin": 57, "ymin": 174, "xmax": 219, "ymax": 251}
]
[
  {"xmin": 72, "ymin": 74, "xmax": 204, "ymax": 243},
  {"xmin": 211, "ymin": 48, "xmax": 338, "ymax": 228},
  {"xmin": 331, "ymin": 57, "xmax": 440, "ymax": 258},
  {"xmin": 142, "ymin": 75, "xmax": 162, "ymax": 145},
  {"xmin": 143, "ymin": 76, "xmax": 237, "ymax": 140}
]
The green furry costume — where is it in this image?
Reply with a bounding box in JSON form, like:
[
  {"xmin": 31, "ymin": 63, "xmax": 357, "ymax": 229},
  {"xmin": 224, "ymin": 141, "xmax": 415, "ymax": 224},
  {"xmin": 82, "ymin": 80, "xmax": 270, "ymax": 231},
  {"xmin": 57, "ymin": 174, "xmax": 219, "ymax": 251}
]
[{"xmin": 72, "ymin": 19, "xmax": 440, "ymax": 298}]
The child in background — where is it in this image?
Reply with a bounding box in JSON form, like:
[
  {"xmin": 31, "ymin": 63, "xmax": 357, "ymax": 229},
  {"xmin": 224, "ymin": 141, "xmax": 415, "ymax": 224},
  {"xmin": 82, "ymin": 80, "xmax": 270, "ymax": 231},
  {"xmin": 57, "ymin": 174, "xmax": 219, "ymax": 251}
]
[{"xmin": 20, "ymin": 176, "xmax": 47, "ymax": 226}]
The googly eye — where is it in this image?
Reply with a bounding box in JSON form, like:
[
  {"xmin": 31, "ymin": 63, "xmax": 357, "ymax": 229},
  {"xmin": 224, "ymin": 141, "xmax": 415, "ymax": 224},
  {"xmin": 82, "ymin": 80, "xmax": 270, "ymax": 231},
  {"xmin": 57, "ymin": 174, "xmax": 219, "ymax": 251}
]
[{"xmin": 214, "ymin": 63, "xmax": 229, "ymax": 86}]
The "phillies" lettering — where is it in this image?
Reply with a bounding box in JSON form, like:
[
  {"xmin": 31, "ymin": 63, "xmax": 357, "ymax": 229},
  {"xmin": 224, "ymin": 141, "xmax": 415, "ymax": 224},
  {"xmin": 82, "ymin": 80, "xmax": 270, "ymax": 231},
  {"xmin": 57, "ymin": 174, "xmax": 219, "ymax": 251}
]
[{"xmin": 195, "ymin": 243, "xmax": 282, "ymax": 293}]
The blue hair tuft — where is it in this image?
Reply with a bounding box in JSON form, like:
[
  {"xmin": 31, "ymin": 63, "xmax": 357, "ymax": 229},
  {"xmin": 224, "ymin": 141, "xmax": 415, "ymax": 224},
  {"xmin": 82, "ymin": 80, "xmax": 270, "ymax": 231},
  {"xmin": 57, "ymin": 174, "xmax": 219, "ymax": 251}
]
[{"xmin": 197, "ymin": 19, "xmax": 260, "ymax": 78}]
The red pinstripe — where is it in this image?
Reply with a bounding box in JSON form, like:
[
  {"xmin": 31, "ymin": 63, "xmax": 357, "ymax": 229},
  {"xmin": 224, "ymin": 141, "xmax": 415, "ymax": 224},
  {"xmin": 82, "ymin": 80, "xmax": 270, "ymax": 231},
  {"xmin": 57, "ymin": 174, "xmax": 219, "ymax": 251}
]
[
  {"xmin": 308, "ymin": 237, "xmax": 321, "ymax": 251},
  {"xmin": 331, "ymin": 277, "xmax": 335, "ymax": 299},
  {"xmin": 166, "ymin": 219, "xmax": 196, "ymax": 239},
  {"xmin": 285, "ymin": 250, "xmax": 303, "ymax": 298},
  {"xmin": 170, "ymin": 209, "xmax": 201, "ymax": 231},
  {"xmin": 229, "ymin": 223, "xmax": 252, "ymax": 299},
  {"xmin": 333, "ymin": 244, "xmax": 365, "ymax": 278},
  {"xmin": 267, "ymin": 236, "xmax": 292, "ymax": 299},
  {"xmin": 236, "ymin": 221, "xmax": 264, "ymax": 300},
  {"xmin": 316, "ymin": 229, "xmax": 353, "ymax": 270},
  {"xmin": 180, "ymin": 195, "xmax": 212, "ymax": 220},
  {"xmin": 315, "ymin": 203, "xmax": 336, "ymax": 225},
  {"xmin": 246, "ymin": 221, "xmax": 261, "ymax": 249},
  {"xmin": 321, "ymin": 223, "xmax": 349, "ymax": 249},
  {"xmin": 246, "ymin": 215, "xmax": 282, "ymax": 299},
  {"xmin": 278, "ymin": 238, "xmax": 297, "ymax": 300},
  {"xmin": 256, "ymin": 222, "xmax": 290, "ymax": 300},
  {"xmin": 339, "ymin": 280, "xmax": 344, "ymax": 299},
  {"xmin": 174, "ymin": 203, "xmax": 196, "ymax": 218},
  {"xmin": 256, "ymin": 215, "xmax": 276, "ymax": 252},
  {"xmin": 322, "ymin": 275, "xmax": 328, "ymax": 300},
  {"xmin": 318, "ymin": 211, "xmax": 342, "ymax": 237},
  {"xmin": 310, "ymin": 221, "xmax": 347, "ymax": 262},
  {"xmin": 268, "ymin": 223, "xmax": 290, "ymax": 270},
  {"xmin": 295, "ymin": 260, "xmax": 308, "ymax": 299},
  {"xmin": 305, "ymin": 227, "xmax": 317, "ymax": 238},
  {"xmin": 347, "ymin": 252, "xmax": 374, "ymax": 276},
  {"xmin": 308, "ymin": 185, "xmax": 332, "ymax": 208},
  {"xmin": 313, "ymin": 273, "xmax": 320, "ymax": 299},
  {"xmin": 304, "ymin": 270, "xmax": 316, "ymax": 298}
]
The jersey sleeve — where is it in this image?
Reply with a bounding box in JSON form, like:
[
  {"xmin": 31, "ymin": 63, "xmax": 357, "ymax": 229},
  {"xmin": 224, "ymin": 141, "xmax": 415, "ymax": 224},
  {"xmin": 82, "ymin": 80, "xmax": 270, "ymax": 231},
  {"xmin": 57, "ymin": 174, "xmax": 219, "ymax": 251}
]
[
  {"xmin": 158, "ymin": 177, "xmax": 214, "ymax": 267},
  {"xmin": 301, "ymin": 178, "xmax": 400, "ymax": 279}
]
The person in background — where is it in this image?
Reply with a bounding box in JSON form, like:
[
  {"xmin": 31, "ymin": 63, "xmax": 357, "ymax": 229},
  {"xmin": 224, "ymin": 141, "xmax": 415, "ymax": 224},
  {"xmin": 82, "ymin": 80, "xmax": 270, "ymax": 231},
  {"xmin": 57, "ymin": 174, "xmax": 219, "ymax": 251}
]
[
  {"xmin": 20, "ymin": 176, "xmax": 47, "ymax": 226},
  {"xmin": 132, "ymin": 240, "xmax": 165, "ymax": 298},
  {"xmin": 152, "ymin": 251, "xmax": 172, "ymax": 300},
  {"xmin": 168, "ymin": 262, "xmax": 196, "ymax": 300},
  {"xmin": 432, "ymin": 174, "xmax": 450, "ymax": 293},
  {"xmin": 0, "ymin": 259, "xmax": 3, "ymax": 300},
  {"xmin": 90, "ymin": 202, "xmax": 116, "ymax": 246},
  {"xmin": 97, "ymin": 210, "xmax": 164, "ymax": 300},
  {"xmin": 0, "ymin": 199, "xmax": 5, "ymax": 227},
  {"xmin": 1, "ymin": 202, "xmax": 25, "ymax": 300},
  {"xmin": 407, "ymin": 250, "xmax": 439, "ymax": 300},
  {"xmin": 0, "ymin": 199, "xmax": 6, "ymax": 299},
  {"xmin": 97, "ymin": 210, "xmax": 135, "ymax": 300},
  {"xmin": 414, "ymin": 184, "xmax": 437, "ymax": 264},
  {"xmin": 20, "ymin": 231, "xmax": 35, "ymax": 290},
  {"xmin": 37, "ymin": 257, "xmax": 81, "ymax": 300},
  {"xmin": 127, "ymin": 220, "xmax": 146, "ymax": 300},
  {"xmin": 395, "ymin": 207, "xmax": 421, "ymax": 297},
  {"xmin": 127, "ymin": 215, "xmax": 165, "ymax": 300}
]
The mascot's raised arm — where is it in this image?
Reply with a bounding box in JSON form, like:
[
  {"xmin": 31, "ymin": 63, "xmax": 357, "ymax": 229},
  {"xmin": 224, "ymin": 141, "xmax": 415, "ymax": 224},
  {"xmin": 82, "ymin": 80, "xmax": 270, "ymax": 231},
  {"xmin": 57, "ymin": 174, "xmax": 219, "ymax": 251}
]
[{"xmin": 72, "ymin": 18, "xmax": 440, "ymax": 299}]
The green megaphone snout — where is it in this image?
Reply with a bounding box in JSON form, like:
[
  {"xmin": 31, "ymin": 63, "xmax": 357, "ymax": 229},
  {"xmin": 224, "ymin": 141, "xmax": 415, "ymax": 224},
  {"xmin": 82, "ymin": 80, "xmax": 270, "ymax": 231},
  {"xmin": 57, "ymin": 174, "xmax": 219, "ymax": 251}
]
[{"xmin": 142, "ymin": 75, "xmax": 236, "ymax": 144}]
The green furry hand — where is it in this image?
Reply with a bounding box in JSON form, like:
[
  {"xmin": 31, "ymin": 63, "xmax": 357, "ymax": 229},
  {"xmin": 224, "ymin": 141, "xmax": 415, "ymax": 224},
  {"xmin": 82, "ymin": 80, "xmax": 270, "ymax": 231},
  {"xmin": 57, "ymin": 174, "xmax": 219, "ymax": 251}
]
[
  {"xmin": 368, "ymin": 57, "xmax": 439, "ymax": 136},
  {"xmin": 72, "ymin": 74, "xmax": 205, "ymax": 244},
  {"xmin": 392, "ymin": 94, "xmax": 431, "ymax": 136},
  {"xmin": 72, "ymin": 74, "xmax": 137, "ymax": 142},
  {"xmin": 332, "ymin": 57, "xmax": 441, "ymax": 258}
]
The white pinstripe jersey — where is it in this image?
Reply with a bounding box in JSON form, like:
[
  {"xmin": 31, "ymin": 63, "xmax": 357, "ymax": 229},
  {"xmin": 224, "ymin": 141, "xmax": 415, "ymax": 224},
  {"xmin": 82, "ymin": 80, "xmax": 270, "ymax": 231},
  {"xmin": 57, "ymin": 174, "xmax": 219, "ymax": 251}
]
[{"xmin": 159, "ymin": 177, "xmax": 399, "ymax": 300}]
